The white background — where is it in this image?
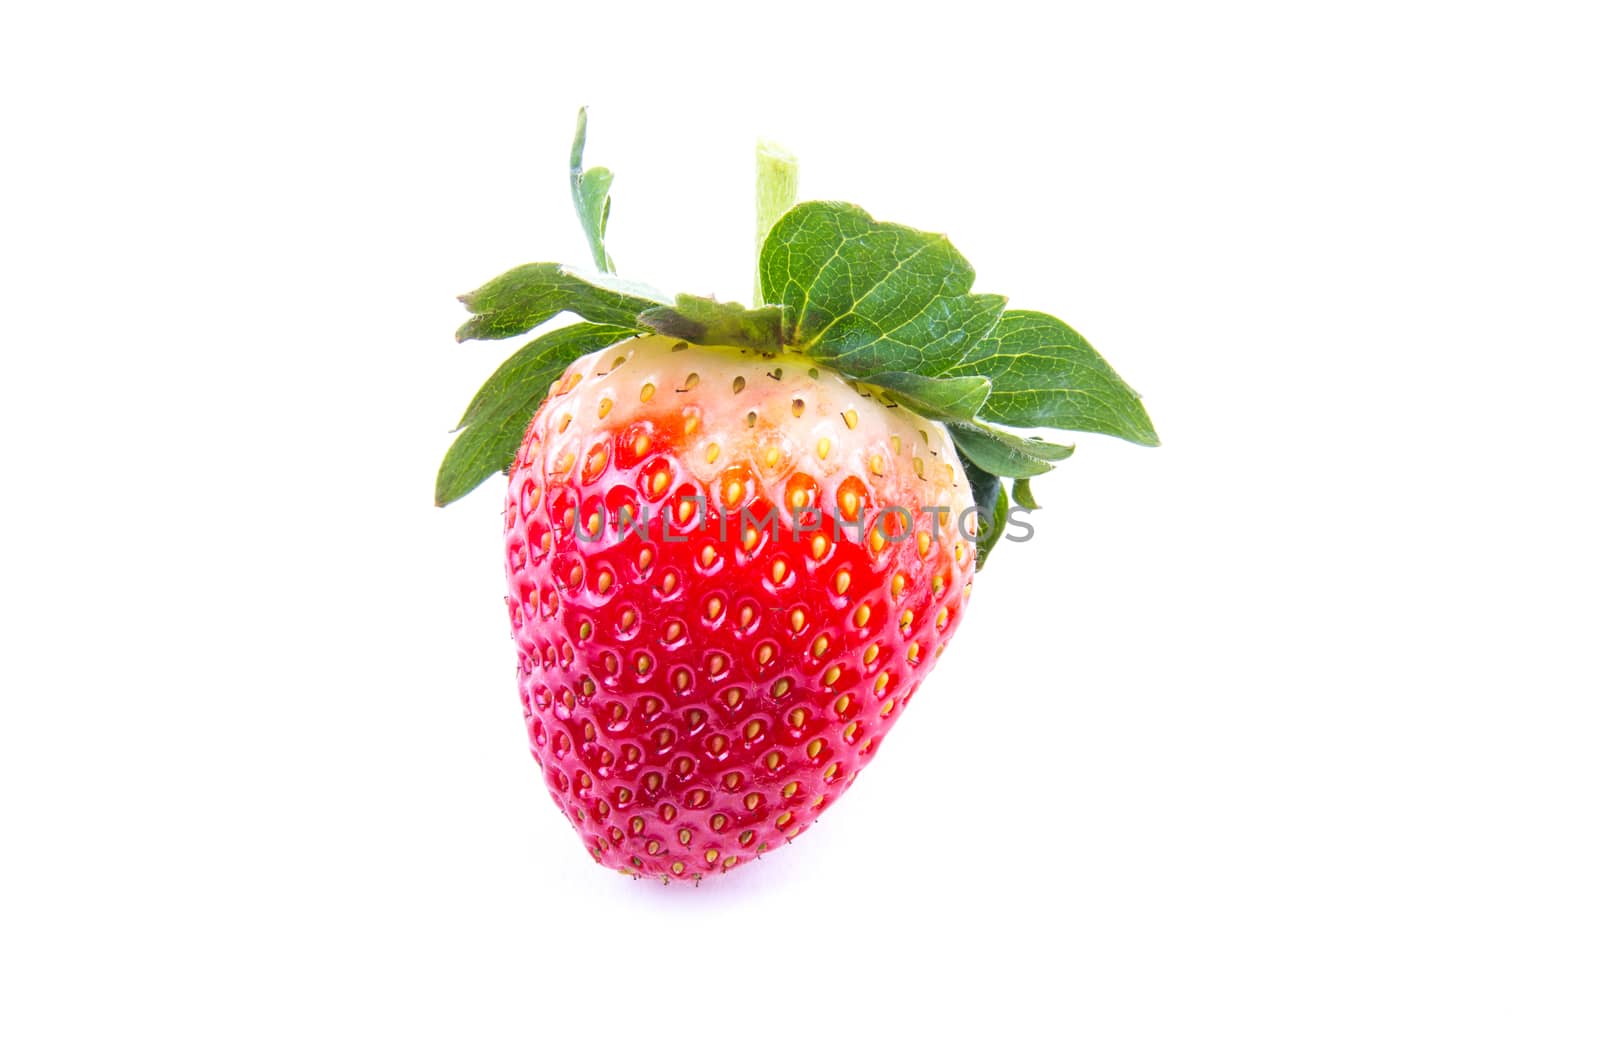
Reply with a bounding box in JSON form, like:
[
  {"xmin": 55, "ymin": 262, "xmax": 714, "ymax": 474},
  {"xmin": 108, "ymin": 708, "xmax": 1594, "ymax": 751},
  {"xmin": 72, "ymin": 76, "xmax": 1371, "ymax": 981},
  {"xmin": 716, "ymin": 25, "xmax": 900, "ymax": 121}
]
[{"xmin": 3, "ymin": 1, "xmax": 1596, "ymax": 1035}]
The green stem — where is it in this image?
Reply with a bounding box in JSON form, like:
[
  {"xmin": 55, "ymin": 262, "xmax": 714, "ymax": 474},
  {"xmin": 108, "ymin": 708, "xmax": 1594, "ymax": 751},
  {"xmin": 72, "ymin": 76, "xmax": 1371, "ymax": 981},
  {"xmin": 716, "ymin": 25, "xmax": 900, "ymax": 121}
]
[{"xmin": 753, "ymin": 139, "xmax": 798, "ymax": 305}]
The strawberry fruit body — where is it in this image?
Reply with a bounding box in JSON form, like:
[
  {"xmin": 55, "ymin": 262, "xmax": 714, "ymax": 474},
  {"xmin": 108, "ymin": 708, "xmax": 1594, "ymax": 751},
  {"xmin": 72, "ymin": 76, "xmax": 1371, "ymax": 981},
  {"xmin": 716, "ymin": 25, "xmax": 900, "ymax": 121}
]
[
  {"xmin": 505, "ymin": 336, "xmax": 976, "ymax": 878},
  {"xmin": 438, "ymin": 111, "xmax": 1158, "ymax": 881}
]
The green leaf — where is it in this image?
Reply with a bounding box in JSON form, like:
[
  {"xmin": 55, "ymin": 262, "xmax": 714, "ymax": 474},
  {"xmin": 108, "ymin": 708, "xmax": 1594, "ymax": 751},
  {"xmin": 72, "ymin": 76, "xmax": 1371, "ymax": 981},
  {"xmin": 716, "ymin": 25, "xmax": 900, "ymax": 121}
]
[
  {"xmin": 1010, "ymin": 477, "xmax": 1039, "ymax": 511},
  {"xmin": 947, "ymin": 310, "xmax": 1159, "ymax": 446},
  {"xmin": 866, "ymin": 371, "xmax": 991, "ymax": 423},
  {"xmin": 456, "ymin": 263, "xmax": 670, "ymax": 342},
  {"xmin": 637, "ymin": 295, "xmax": 785, "ymax": 350},
  {"xmin": 569, "ymin": 108, "xmax": 616, "ymax": 273},
  {"xmin": 759, "ymin": 201, "xmax": 1005, "ymax": 379},
  {"xmin": 437, "ymin": 322, "xmax": 636, "ymax": 506},
  {"xmin": 947, "ymin": 422, "xmax": 1073, "ymax": 478}
]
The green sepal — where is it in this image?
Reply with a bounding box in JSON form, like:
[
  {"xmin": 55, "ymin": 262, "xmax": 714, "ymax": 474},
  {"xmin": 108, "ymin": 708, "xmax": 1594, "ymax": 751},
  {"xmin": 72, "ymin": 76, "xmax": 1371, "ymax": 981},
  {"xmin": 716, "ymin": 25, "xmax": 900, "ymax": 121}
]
[
  {"xmin": 456, "ymin": 264, "xmax": 670, "ymax": 342},
  {"xmin": 569, "ymin": 108, "xmax": 616, "ymax": 274},
  {"xmin": 957, "ymin": 448, "xmax": 1006, "ymax": 571},
  {"xmin": 759, "ymin": 201, "xmax": 1005, "ymax": 379},
  {"xmin": 947, "ymin": 310, "xmax": 1159, "ymax": 446},
  {"xmin": 866, "ymin": 371, "xmax": 991, "ymax": 423},
  {"xmin": 637, "ymin": 295, "xmax": 786, "ymax": 350},
  {"xmin": 436, "ymin": 322, "xmax": 637, "ymax": 506},
  {"xmin": 1010, "ymin": 477, "xmax": 1039, "ymax": 511},
  {"xmin": 947, "ymin": 422, "xmax": 1073, "ymax": 478}
]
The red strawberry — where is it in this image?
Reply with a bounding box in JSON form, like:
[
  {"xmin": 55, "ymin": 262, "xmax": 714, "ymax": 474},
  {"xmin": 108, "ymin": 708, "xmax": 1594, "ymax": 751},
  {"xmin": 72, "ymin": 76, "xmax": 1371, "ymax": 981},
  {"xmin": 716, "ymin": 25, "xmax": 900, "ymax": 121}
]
[
  {"xmin": 441, "ymin": 111, "xmax": 1158, "ymax": 882},
  {"xmin": 504, "ymin": 335, "xmax": 978, "ymax": 879}
]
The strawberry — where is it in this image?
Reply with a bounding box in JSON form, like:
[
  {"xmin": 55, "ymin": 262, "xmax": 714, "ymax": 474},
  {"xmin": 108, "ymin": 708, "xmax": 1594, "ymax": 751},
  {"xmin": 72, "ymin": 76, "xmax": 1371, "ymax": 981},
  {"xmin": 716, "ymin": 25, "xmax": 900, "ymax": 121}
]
[
  {"xmin": 439, "ymin": 110, "xmax": 1158, "ymax": 881},
  {"xmin": 505, "ymin": 334, "xmax": 977, "ymax": 877}
]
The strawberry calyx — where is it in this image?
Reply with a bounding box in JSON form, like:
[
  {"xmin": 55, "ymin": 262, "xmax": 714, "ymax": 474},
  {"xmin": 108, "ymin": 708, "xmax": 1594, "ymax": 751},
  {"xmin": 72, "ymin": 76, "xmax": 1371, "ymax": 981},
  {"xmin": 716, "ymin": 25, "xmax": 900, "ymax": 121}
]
[{"xmin": 439, "ymin": 110, "xmax": 1159, "ymax": 567}]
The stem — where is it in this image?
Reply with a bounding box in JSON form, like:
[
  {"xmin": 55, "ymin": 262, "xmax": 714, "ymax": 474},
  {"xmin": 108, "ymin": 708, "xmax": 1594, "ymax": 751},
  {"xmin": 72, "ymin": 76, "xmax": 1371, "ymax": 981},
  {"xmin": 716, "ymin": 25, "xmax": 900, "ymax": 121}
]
[{"xmin": 753, "ymin": 139, "xmax": 798, "ymax": 305}]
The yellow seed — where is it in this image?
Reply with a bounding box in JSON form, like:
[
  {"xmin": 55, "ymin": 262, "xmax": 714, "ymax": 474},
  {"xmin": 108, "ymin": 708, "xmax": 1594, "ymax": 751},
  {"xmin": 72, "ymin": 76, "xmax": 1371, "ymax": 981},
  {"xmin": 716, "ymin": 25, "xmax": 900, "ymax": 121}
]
[
  {"xmin": 843, "ymin": 409, "xmax": 859, "ymax": 430},
  {"xmin": 874, "ymin": 672, "xmax": 889, "ymax": 692},
  {"xmin": 891, "ymin": 573, "xmax": 906, "ymax": 597},
  {"xmin": 789, "ymin": 608, "xmax": 806, "ymax": 631},
  {"xmin": 650, "ymin": 470, "xmax": 669, "ymax": 495},
  {"xmin": 679, "ymin": 499, "xmax": 696, "ymax": 523},
  {"xmin": 839, "ymin": 489, "xmax": 860, "ymax": 520},
  {"xmin": 706, "ymin": 443, "xmax": 721, "ymax": 463},
  {"xmin": 881, "ymin": 698, "xmax": 896, "ymax": 717},
  {"xmin": 723, "ymin": 856, "xmax": 738, "ymax": 868},
  {"xmin": 662, "ymin": 572, "xmax": 678, "ymax": 594},
  {"xmin": 699, "ymin": 544, "xmax": 716, "ymax": 566},
  {"xmin": 834, "ymin": 694, "xmax": 851, "ymax": 715},
  {"xmin": 726, "ymin": 479, "xmax": 744, "ymax": 506},
  {"xmin": 844, "ymin": 722, "xmax": 861, "ymax": 742},
  {"xmin": 705, "ymin": 850, "xmax": 719, "ymax": 864},
  {"xmin": 620, "ymin": 608, "xmax": 637, "ymax": 630},
  {"xmin": 578, "ymin": 620, "xmax": 592, "ymax": 640},
  {"xmin": 817, "ymin": 437, "xmax": 831, "ymax": 460},
  {"xmin": 555, "ymin": 452, "xmax": 575, "ymax": 474},
  {"xmin": 679, "ymin": 828, "xmax": 692, "ymax": 845},
  {"xmin": 765, "ymin": 752, "xmax": 781, "ymax": 770},
  {"xmin": 706, "ymin": 596, "xmax": 724, "ymax": 620},
  {"xmin": 745, "ymin": 720, "xmax": 763, "ymax": 740},
  {"xmin": 891, "ymin": 435, "xmax": 901, "ymax": 455},
  {"xmin": 765, "ymin": 446, "xmax": 781, "ymax": 468},
  {"xmin": 869, "ymin": 527, "xmax": 886, "ymax": 554},
  {"xmin": 738, "ymin": 605, "xmax": 754, "ymax": 628},
  {"xmin": 824, "ymin": 762, "xmax": 840, "ymax": 780},
  {"xmin": 684, "ymin": 413, "xmax": 699, "ymax": 435},
  {"xmin": 635, "ymin": 654, "xmax": 650, "ymax": 673},
  {"xmin": 917, "ymin": 531, "xmax": 932, "ymax": 557},
  {"xmin": 954, "ymin": 543, "xmax": 966, "ymax": 564},
  {"xmin": 907, "ymin": 641, "xmax": 920, "ymax": 662},
  {"xmin": 810, "ymin": 534, "xmax": 828, "ymax": 559},
  {"xmin": 709, "ymin": 653, "xmax": 727, "ymax": 675},
  {"xmin": 913, "ymin": 456, "xmax": 925, "ymax": 478},
  {"xmin": 900, "ymin": 609, "xmax": 914, "ymax": 630},
  {"xmin": 781, "ymin": 782, "xmax": 799, "ymax": 798},
  {"xmin": 586, "ymin": 513, "xmax": 601, "ymax": 536},
  {"xmin": 741, "ymin": 527, "xmax": 758, "ymax": 551},
  {"xmin": 638, "ymin": 547, "xmax": 653, "ymax": 571},
  {"xmin": 633, "ymin": 433, "xmax": 650, "ymax": 457},
  {"xmin": 640, "ymin": 382, "xmax": 656, "ymax": 402},
  {"xmin": 811, "ymin": 635, "xmax": 829, "ymax": 658},
  {"xmin": 853, "ymin": 604, "xmax": 870, "ymax": 627},
  {"xmin": 869, "ymin": 454, "xmax": 885, "ymax": 476},
  {"xmin": 725, "ymin": 687, "xmax": 743, "ymax": 708},
  {"xmin": 674, "ymin": 669, "xmax": 690, "ymax": 691},
  {"xmin": 864, "ymin": 643, "xmax": 880, "ymax": 665},
  {"xmin": 557, "ymin": 413, "xmax": 572, "ymax": 433},
  {"xmin": 772, "ymin": 677, "xmax": 791, "ymax": 698},
  {"xmin": 684, "ymin": 372, "xmax": 700, "ymax": 390},
  {"xmin": 823, "ymin": 665, "xmax": 841, "ymax": 685},
  {"xmin": 807, "ymin": 738, "xmax": 823, "ymax": 758},
  {"xmin": 936, "ymin": 606, "xmax": 949, "ymax": 629},
  {"xmin": 772, "ymin": 559, "xmax": 788, "ymax": 583},
  {"xmin": 757, "ymin": 644, "xmax": 775, "ymax": 665},
  {"xmin": 776, "ymin": 811, "xmax": 794, "ymax": 828},
  {"xmin": 834, "ymin": 570, "xmax": 851, "ymax": 595},
  {"xmin": 664, "ymin": 620, "xmax": 682, "ymax": 641}
]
